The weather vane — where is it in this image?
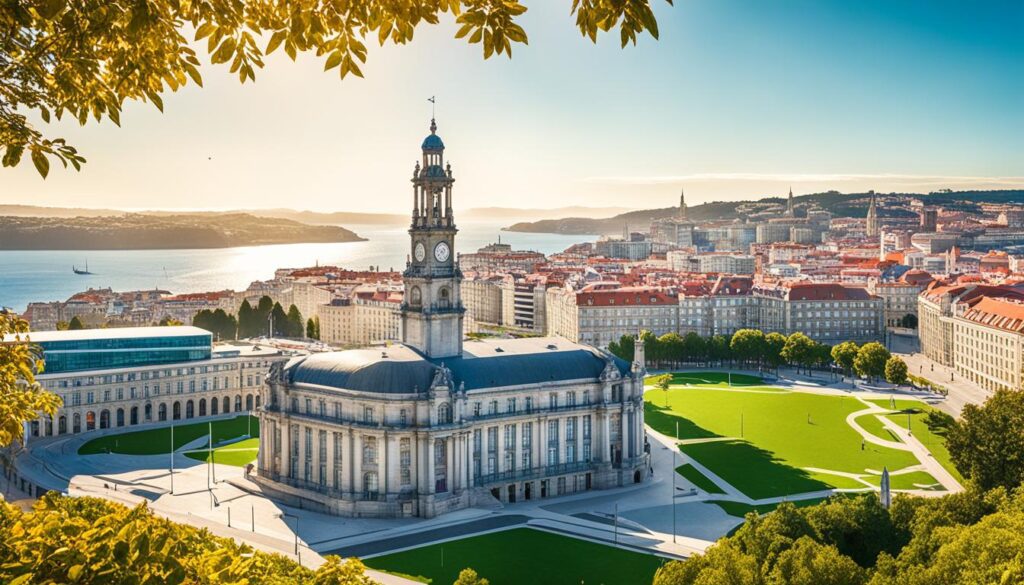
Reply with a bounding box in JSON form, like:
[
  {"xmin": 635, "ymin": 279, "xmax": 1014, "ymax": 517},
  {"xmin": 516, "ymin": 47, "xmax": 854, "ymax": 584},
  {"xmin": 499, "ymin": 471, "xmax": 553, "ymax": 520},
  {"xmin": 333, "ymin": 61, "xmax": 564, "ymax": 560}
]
[{"xmin": 428, "ymin": 95, "xmax": 436, "ymax": 118}]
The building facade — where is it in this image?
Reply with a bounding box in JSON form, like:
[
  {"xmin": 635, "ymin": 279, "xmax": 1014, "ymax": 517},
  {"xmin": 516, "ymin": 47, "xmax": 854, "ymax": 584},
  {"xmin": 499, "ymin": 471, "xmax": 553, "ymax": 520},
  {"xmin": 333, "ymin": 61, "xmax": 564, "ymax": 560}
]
[
  {"xmin": 15, "ymin": 327, "xmax": 285, "ymax": 440},
  {"xmin": 253, "ymin": 119, "xmax": 650, "ymax": 519}
]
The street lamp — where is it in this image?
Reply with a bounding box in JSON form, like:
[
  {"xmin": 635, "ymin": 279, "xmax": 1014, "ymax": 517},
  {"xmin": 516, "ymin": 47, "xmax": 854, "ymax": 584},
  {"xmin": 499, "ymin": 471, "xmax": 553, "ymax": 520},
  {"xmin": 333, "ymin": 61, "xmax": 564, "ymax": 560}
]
[{"xmin": 277, "ymin": 512, "xmax": 300, "ymax": 561}]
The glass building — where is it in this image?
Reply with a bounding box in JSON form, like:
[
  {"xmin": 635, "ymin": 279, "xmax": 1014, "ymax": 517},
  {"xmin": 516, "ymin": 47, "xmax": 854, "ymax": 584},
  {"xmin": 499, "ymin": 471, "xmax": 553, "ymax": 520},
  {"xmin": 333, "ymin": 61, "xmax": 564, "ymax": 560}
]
[{"xmin": 21, "ymin": 326, "xmax": 213, "ymax": 374}]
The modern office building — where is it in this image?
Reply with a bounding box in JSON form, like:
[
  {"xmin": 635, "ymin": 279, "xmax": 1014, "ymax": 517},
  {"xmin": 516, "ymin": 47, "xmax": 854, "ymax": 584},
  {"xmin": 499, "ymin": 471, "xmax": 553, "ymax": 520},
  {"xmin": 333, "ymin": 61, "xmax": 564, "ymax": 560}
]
[
  {"xmin": 254, "ymin": 119, "xmax": 650, "ymax": 519},
  {"xmin": 11, "ymin": 326, "xmax": 287, "ymax": 439}
]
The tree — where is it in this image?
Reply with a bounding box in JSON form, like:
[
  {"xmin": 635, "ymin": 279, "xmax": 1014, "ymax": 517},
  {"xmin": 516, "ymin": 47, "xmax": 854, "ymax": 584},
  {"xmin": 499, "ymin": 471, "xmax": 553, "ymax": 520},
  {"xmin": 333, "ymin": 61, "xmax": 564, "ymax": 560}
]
[
  {"xmin": 0, "ymin": 313, "xmax": 61, "ymax": 448},
  {"xmin": 658, "ymin": 333, "xmax": 684, "ymax": 368},
  {"xmin": 286, "ymin": 304, "xmax": 304, "ymax": 338},
  {"xmin": 853, "ymin": 342, "xmax": 890, "ymax": 381},
  {"xmin": 2, "ymin": 0, "xmax": 672, "ymax": 177},
  {"xmin": 709, "ymin": 334, "xmax": 732, "ymax": 365},
  {"xmin": 832, "ymin": 342, "xmax": 859, "ymax": 377},
  {"xmin": 781, "ymin": 333, "xmax": 815, "ymax": 373},
  {"xmin": 270, "ymin": 302, "xmax": 289, "ymax": 337},
  {"xmin": 158, "ymin": 316, "xmax": 183, "ymax": 327},
  {"xmin": 884, "ymin": 356, "xmax": 908, "ymax": 387},
  {"xmin": 67, "ymin": 315, "xmax": 84, "ymax": 330},
  {"xmin": 237, "ymin": 299, "xmax": 256, "ymax": 338},
  {"xmin": 764, "ymin": 332, "xmax": 787, "ymax": 373},
  {"xmin": 0, "ymin": 493, "xmax": 374, "ymax": 583},
  {"xmin": 767, "ymin": 537, "xmax": 866, "ymax": 585},
  {"xmin": 192, "ymin": 308, "xmax": 238, "ymax": 340},
  {"xmin": 947, "ymin": 389, "xmax": 1024, "ymax": 491},
  {"xmin": 306, "ymin": 317, "xmax": 320, "ymax": 340},
  {"xmin": 454, "ymin": 568, "xmax": 490, "ymax": 585},
  {"xmin": 899, "ymin": 313, "xmax": 918, "ymax": 329},
  {"xmin": 730, "ymin": 329, "xmax": 766, "ymax": 368},
  {"xmin": 682, "ymin": 331, "xmax": 707, "ymax": 364},
  {"xmin": 608, "ymin": 334, "xmax": 635, "ymax": 362},
  {"xmin": 651, "ymin": 373, "xmax": 673, "ymax": 406}
]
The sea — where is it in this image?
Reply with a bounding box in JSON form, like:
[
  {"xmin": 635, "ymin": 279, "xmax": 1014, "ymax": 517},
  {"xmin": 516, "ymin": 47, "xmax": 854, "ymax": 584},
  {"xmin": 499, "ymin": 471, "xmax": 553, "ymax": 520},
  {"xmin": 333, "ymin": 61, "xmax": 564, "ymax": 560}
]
[{"xmin": 0, "ymin": 222, "xmax": 594, "ymax": 313}]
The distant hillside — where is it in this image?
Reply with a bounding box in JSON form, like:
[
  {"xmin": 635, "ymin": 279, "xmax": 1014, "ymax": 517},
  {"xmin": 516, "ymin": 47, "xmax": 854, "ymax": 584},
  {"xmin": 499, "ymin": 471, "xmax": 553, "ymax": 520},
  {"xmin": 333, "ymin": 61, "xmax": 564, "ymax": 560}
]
[
  {"xmin": 462, "ymin": 206, "xmax": 634, "ymax": 222},
  {"xmin": 0, "ymin": 205, "xmax": 404, "ymax": 226},
  {"xmin": 504, "ymin": 190, "xmax": 1024, "ymax": 235},
  {"xmin": 0, "ymin": 213, "xmax": 365, "ymax": 250}
]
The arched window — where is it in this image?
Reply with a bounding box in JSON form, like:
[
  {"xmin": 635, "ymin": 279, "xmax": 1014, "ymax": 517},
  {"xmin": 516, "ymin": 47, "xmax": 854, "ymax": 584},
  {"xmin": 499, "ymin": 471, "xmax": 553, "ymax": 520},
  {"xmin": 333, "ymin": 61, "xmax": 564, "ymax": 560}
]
[
  {"xmin": 116, "ymin": 408, "xmax": 124, "ymax": 427},
  {"xmin": 211, "ymin": 397, "xmax": 219, "ymax": 415},
  {"xmin": 410, "ymin": 286, "xmax": 422, "ymax": 307},
  {"xmin": 99, "ymin": 410, "xmax": 110, "ymax": 429},
  {"xmin": 362, "ymin": 436, "xmax": 377, "ymax": 464},
  {"xmin": 246, "ymin": 394, "xmax": 254, "ymax": 411},
  {"xmin": 223, "ymin": 396, "xmax": 230, "ymax": 413},
  {"xmin": 131, "ymin": 407, "xmax": 139, "ymax": 425},
  {"xmin": 172, "ymin": 401, "xmax": 181, "ymax": 420},
  {"xmin": 438, "ymin": 287, "xmax": 451, "ymax": 309},
  {"xmin": 186, "ymin": 400, "xmax": 194, "ymax": 419},
  {"xmin": 158, "ymin": 403, "xmax": 167, "ymax": 421},
  {"xmin": 199, "ymin": 398, "xmax": 207, "ymax": 417},
  {"xmin": 58, "ymin": 415, "xmax": 67, "ymax": 434},
  {"xmin": 234, "ymin": 395, "xmax": 242, "ymax": 412},
  {"xmin": 73, "ymin": 413, "xmax": 81, "ymax": 433},
  {"xmin": 437, "ymin": 403, "xmax": 452, "ymax": 424},
  {"xmin": 86, "ymin": 411, "xmax": 96, "ymax": 431}
]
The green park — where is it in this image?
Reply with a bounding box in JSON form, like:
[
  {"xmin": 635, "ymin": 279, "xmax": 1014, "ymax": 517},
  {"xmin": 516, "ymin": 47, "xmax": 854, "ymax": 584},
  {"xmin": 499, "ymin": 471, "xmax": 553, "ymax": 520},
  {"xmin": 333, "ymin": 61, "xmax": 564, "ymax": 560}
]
[
  {"xmin": 646, "ymin": 372, "xmax": 955, "ymax": 500},
  {"xmin": 363, "ymin": 528, "xmax": 667, "ymax": 585},
  {"xmin": 78, "ymin": 415, "xmax": 260, "ymax": 467}
]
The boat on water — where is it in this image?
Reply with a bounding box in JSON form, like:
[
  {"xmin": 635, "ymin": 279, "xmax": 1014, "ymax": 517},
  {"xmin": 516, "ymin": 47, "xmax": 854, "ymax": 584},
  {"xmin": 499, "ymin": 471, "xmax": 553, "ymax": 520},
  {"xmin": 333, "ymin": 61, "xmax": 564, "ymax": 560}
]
[{"xmin": 73, "ymin": 261, "xmax": 93, "ymax": 275}]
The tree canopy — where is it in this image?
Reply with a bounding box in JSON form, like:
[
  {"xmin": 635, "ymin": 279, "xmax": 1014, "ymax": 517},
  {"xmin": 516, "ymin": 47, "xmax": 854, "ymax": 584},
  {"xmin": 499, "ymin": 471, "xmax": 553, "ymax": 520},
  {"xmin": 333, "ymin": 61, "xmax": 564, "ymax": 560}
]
[
  {"xmin": 1, "ymin": 0, "xmax": 673, "ymax": 176},
  {"xmin": 654, "ymin": 487, "xmax": 1024, "ymax": 585},
  {"xmin": 0, "ymin": 493, "xmax": 375, "ymax": 584},
  {"xmin": 853, "ymin": 342, "xmax": 890, "ymax": 381},
  {"xmin": 0, "ymin": 312, "xmax": 61, "ymax": 448},
  {"xmin": 192, "ymin": 308, "xmax": 238, "ymax": 340},
  {"xmin": 947, "ymin": 389, "xmax": 1024, "ymax": 492}
]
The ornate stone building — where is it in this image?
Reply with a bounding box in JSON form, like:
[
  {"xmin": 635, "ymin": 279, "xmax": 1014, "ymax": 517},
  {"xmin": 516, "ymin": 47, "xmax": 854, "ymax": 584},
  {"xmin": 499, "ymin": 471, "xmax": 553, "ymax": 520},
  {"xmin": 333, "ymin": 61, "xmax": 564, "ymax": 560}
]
[{"xmin": 254, "ymin": 119, "xmax": 650, "ymax": 518}]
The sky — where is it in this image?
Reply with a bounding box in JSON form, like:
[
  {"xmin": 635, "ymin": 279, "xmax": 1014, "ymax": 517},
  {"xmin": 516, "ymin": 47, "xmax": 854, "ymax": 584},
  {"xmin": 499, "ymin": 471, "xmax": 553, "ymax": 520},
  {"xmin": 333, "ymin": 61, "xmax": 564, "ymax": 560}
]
[{"xmin": 3, "ymin": 0, "xmax": 1023, "ymax": 214}]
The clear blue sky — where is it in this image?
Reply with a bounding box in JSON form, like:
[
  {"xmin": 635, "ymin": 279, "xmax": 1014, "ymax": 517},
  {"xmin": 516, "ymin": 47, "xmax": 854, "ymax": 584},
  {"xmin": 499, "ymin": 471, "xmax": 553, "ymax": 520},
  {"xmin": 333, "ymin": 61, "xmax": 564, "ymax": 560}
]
[{"xmin": 4, "ymin": 0, "xmax": 1022, "ymax": 213}]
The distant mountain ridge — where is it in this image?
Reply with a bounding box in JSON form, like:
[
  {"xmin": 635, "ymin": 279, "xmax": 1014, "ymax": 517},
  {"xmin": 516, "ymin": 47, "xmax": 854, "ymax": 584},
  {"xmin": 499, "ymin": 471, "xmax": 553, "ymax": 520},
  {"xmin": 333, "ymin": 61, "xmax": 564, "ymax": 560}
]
[
  {"xmin": 0, "ymin": 213, "xmax": 365, "ymax": 250},
  {"xmin": 503, "ymin": 189, "xmax": 1024, "ymax": 235}
]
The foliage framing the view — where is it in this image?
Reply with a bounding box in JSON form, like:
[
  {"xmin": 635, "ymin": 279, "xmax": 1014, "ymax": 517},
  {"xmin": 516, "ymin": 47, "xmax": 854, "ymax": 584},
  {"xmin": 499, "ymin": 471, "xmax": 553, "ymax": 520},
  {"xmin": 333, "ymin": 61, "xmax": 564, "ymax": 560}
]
[
  {"xmin": 1, "ymin": 0, "xmax": 673, "ymax": 176},
  {"xmin": 0, "ymin": 312, "xmax": 60, "ymax": 448}
]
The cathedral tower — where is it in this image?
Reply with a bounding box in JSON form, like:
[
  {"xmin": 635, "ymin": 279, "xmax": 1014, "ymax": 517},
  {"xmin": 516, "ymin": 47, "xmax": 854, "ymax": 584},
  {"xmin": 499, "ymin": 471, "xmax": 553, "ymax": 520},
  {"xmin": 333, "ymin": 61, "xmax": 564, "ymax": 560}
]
[
  {"xmin": 866, "ymin": 192, "xmax": 879, "ymax": 238},
  {"xmin": 401, "ymin": 118, "xmax": 464, "ymax": 358}
]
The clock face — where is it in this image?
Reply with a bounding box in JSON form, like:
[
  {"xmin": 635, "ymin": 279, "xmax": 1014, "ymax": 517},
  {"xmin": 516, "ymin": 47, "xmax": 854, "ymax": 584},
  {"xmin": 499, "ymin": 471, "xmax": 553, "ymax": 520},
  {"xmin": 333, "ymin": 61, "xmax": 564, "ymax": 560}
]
[
  {"xmin": 434, "ymin": 241, "xmax": 451, "ymax": 262},
  {"xmin": 414, "ymin": 242, "xmax": 426, "ymax": 262}
]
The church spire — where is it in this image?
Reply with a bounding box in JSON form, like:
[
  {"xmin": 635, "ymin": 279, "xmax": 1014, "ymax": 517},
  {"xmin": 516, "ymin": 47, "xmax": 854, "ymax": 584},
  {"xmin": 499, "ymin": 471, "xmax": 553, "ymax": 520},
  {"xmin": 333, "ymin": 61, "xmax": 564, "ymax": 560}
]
[
  {"xmin": 785, "ymin": 187, "xmax": 794, "ymax": 217},
  {"xmin": 866, "ymin": 191, "xmax": 880, "ymax": 237},
  {"xmin": 679, "ymin": 188, "xmax": 687, "ymax": 220}
]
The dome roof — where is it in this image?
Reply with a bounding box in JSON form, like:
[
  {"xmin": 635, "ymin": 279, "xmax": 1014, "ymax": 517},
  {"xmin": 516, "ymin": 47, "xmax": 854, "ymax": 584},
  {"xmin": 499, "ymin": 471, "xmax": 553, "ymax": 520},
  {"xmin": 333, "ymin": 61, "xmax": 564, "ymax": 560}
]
[
  {"xmin": 422, "ymin": 133, "xmax": 444, "ymax": 150},
  {"xmin": 282, "ymin": 337, "xmax": 631, "ymax": 395}
]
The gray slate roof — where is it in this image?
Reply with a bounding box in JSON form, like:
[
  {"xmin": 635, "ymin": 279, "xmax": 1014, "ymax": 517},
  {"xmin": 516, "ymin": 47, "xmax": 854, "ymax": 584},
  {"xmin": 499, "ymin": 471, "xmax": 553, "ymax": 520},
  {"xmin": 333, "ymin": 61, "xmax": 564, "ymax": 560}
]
[{"xmin": 284, "ymin": 336, "xmax": 630, "ymax": 395}]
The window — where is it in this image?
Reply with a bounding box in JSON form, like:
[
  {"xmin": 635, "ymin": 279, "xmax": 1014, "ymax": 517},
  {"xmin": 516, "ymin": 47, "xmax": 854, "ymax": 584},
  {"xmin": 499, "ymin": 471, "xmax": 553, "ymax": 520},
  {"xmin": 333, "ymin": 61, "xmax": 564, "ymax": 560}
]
[
  {"xmin": 362, "ymin": 436, "xmax": 377, "ymax": 464},
  {"xmin": 364, "ymin": 406, "xmax": 375, "ymax": 424},
  {"xmin": 473, "ymin": 402, "xmax": 481, "ymax": 416},
  {"xmin": 318, "ymin": 431, "xmax": 327, "ymax": 486},
  {"xmin": 437, "ymin": 403, "xmax": 452, "ymax": 424},
  {"xmin": 549, "ymin": 393, "xmax": 558, "ymax": 409}
]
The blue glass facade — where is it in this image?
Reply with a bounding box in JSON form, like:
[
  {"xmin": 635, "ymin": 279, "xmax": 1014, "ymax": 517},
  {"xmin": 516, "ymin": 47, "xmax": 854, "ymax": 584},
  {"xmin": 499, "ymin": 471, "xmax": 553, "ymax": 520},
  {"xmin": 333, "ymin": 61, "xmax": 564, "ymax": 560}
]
[{"xmin": 39, "ymin": 333, "xmax": 213, "ymax": 373}]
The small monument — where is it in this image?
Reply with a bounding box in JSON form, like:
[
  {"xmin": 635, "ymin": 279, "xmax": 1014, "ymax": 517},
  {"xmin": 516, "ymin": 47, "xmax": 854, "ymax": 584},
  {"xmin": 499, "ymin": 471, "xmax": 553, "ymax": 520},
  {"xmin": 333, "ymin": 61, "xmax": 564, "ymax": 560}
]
[{"xmin": 880, "ymin": 466, "xmax": 891, "ymax": 509}]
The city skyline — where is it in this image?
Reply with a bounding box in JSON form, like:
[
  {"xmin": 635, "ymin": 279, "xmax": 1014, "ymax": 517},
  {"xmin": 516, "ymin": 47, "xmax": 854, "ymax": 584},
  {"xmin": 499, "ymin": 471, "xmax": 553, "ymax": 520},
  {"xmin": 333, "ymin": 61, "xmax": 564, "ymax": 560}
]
[{"xmin": 3, "ymin": 0, "xmax": 1023, "ymax": 213}]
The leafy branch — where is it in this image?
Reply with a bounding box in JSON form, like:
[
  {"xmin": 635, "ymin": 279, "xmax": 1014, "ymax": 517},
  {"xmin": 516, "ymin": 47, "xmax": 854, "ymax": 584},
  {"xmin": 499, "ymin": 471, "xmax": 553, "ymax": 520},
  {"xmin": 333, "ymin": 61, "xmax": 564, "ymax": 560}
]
[{"xmin": 0, "ymin": 0, "xmax": 672, "ymax": 177}]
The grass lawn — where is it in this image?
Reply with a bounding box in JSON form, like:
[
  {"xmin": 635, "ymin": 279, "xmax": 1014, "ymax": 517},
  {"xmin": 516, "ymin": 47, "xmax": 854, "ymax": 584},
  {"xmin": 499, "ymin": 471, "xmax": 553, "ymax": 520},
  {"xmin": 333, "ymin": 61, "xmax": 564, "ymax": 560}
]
[
  {"xmin": 363, "ymin": 528, "xmax": 666, "ymax": 585},
  {"xmin": 184, "ymin": 437, "xmax": 259, "ymax": 467},
  {"xmin": 648, "ymin": 371, "xmax": 765, "ymax": 387},
  {"xmin": 647, "ymin": 389, "xmax": 921, "ymax": 499},
  {"xmin": 707, "ymin": 496, "xmax": 836, "ymax": 518},
  {"xmin": 676, "ymin": 463, "xmax": 725, "ymax": 494},
  {"xmin": 862, "ymin": 470, "xmax": 944, "ymax": 491},
  {"xmin": 78, "ymin": 415, "xmax": 259, "ymax": 455},
  {"xmin": 854, "ymin": 412, "xmax": 902, "ymax": 443},
  {"xmin": 866, "ymin": 399, "xmax": 964, "ymax": 484}
]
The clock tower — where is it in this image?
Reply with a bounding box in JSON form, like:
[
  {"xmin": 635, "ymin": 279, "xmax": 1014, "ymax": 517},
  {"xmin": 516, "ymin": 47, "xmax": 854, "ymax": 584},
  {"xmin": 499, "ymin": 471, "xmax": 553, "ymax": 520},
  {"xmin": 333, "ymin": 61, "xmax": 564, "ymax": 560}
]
[{"xmin": 401, "ymin": 118, "xmax": 464, "ymax": 359}]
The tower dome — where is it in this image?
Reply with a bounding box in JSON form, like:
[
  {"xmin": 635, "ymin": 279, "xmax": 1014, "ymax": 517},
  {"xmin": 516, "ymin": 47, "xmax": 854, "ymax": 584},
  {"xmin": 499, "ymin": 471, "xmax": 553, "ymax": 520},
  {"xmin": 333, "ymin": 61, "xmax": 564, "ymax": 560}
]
[{"xmin": 421, "ymin": 118, "xmax": 445, "ymax": 150}]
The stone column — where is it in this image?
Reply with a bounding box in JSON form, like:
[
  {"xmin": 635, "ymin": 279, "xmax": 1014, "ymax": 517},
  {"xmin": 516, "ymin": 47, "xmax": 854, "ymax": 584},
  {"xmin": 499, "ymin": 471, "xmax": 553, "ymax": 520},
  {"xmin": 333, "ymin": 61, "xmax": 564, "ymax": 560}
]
[
  {"xmin": 427, "ymin": 435, "xmax": 436, "ymax": 494},
  {"xmin": 326, "ymin": 429, "xmax": 337, "ymax": 490},
  {"xmin": 496, "ymin": 423, "xmax": 506, "ymax": 474},
  {"xmin": 280, "ymin": 422, "xmax": 291, "ymax": 478},
  {"xmin": 447, "ymin": 435, "xmax": 455, "ymax": 492},
  {"xmin": 382, "ymin": 431, "xmax": 390, "ymax": 496},
  {"xmin": 601, "ymin": 413, "xmax": 611, "ymax": 463},
  {"xmin": 353, "ymin": 433, "xmax": 363, "ymax": 496}
]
